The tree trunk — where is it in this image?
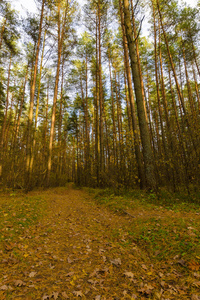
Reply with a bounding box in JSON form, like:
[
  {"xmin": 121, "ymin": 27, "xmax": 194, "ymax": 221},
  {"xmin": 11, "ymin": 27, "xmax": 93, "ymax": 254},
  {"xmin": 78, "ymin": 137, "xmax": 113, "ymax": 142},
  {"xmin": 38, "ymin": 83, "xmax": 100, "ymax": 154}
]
[
  {"xmin": 123, "ymin": 0, "xmax": 157, "ymax": 190},
  {"xmin": 25, "ymin": 0, "xmax": 45, "ymax": 191},
  {"xmin": 0, "ymin": 55, "xmax": 12, "ymax": 178},
  {"xmin": 119, "ymin": 0, "xmax": 145, "ymax": 188},
  {"xmin": 47, "ymin": 1, "xmax": 68, "ymax": 186}
]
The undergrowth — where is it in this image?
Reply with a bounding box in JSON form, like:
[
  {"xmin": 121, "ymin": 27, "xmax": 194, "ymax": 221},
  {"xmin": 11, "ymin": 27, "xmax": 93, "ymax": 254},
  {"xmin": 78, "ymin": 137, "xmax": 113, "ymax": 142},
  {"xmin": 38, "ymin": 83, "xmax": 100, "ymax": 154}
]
[
  {"xmin": 85, "ymin": 186, "xmax": 200, "ymax": 264},
  {"xmin": 0, "ymin": 190, "xmax": 47, "ymax": 244}
]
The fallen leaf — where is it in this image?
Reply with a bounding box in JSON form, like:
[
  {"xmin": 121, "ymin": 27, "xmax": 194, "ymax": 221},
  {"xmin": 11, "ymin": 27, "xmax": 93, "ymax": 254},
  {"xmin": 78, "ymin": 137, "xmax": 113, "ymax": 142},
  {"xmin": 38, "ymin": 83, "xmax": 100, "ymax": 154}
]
[
  {"xmin": 52, "ymin": 291, "xmax": 59, "ymax": 299},
  {"xmin": 0, "ymin": 285, "xmax": 8, "ymax": 291},
  {"xmin": 138, "ymin": 284, "xmax": 154, "ymax": 295},
  {"xmin": 67, "ymin": 257, "xmax": 73, "ymax": 264},
  {"xmin": 110, "ymin": 258, "xmax": 121, "ymax": 266},
  {"xmin": 73, "ymin": 290, "xmax": 83, "ymax": 297},
  {"xmin": 29, "ymin": 271, "xmax": 37, "ymax": 278},
  {"xmin": 191, "ymin": 295, "xmax": 200, "ymax": 300},
  {"xmin": 122, "ymin": 290, "xmax": 127, "ymax": 296},
  {"xmin": 177, "ymin": 259, "xmax": 187, "ymax": 267},
  {"xmin": 4, "ymin": 243, "xmax": 14, "ymax": 251},
  {"xmin": 66, "ymin": 272, "xmax": 74, "ymax": 277},
  {"xmin": 49, "ymin": 263, "xmax": 55, "ymax": 269},
  {"xmin": 61, "ymin": 291, "xmax": 69, "ymax": 299},
  {"xmin": 95, "ymin": 296, "xmax": 101, "ymax": 300},
  {"xmin": 42, "ymin": 294, "xmax": 50, "ymax": 300},
  {"xmin": 124, "ymin": 271, "xmax": 134, "ymax": 279},
  {"xmin": 158, "ymin": 272, "xmax": 164, "ymax": 277},
  {"xmin": 14, "ymin": 280, "xmax": 26, "ymax": 287},
  {"xmin": 89, "ymin": 269, "xmax": 99, "ymax": 277},
  {"xmin": 192, "ymin": 281, "xmax": 200, "ymax": 287},
  {"xmin": 188, "ymin": 261, "xmax": 200, "ymax": 271},
  {"xmin": 141, "ymin": 264, "xmax": 147, "ymax": 270},
  {"xmin": 88, "ymin": 279, "xmax": 96, "ymax": 285}
]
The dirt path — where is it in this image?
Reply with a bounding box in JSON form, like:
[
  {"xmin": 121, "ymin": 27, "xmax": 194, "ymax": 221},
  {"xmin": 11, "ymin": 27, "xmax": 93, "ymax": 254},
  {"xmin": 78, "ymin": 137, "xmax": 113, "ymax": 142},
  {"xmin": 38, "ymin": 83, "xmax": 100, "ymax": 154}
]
[{"xmin": 0, "ymin": 186, "xmax": 199, "ymax": 299}]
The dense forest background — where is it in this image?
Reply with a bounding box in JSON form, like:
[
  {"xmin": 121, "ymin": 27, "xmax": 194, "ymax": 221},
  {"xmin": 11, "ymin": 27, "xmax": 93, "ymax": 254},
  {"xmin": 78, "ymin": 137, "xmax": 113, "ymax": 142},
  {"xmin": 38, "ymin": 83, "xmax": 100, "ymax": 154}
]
[{"xmin": 0, "ymin": 0, "xmax": 200, "ymax": 193}]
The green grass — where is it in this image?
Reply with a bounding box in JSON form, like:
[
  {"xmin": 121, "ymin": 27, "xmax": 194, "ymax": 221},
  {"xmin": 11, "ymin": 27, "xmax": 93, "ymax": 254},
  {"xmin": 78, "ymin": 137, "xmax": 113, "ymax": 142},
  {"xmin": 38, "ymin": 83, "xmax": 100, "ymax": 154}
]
[
  {"xmin": 127, "ymin": 218, "xmax": 200, "ymax": 260},
  {"xmin": 86, "ymin": 186, "xmax": 200, "ymax": 211},
  {"xmin": 86, "ymin": 186, "xmax": 200, "ymax": 262},
  {"xmin": 0, "ymin": 191, "xmax": 47, "ymax": 244}
]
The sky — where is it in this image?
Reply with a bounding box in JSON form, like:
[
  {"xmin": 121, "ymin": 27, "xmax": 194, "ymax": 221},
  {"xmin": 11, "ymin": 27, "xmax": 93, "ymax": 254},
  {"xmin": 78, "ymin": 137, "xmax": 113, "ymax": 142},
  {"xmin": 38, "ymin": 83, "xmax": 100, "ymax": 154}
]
[
  {"xmin": 13, "ymin": 0, "xmax": 199, "ymax": 37},
  {"xmin": 13, "ymin": 0, "xmax": 199, "ymax": 16}
]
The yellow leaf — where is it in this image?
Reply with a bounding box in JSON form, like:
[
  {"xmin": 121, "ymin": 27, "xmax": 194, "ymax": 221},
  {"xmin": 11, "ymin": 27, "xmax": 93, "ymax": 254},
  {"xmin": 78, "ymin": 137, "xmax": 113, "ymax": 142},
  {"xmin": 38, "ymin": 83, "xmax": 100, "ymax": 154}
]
[
  {"xmin": 82, "ymin": 269, "xmax": 87, "ymax": 275},
  {"xmin": 24, "ymin": 253, "xmax": 29, "ymax": 258}
]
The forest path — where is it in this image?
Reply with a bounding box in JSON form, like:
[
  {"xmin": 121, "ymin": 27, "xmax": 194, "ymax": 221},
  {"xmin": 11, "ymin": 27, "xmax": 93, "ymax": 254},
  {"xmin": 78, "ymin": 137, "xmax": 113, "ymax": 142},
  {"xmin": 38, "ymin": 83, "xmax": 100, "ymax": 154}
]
[{"xmin": 0, "ymin": 186, "xmax": 199, "ymax": 299}]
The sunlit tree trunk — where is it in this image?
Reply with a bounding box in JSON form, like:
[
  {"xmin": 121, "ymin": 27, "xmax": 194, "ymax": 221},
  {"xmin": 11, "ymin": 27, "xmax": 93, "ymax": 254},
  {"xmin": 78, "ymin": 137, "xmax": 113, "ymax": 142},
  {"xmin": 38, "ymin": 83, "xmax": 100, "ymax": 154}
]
[
  {"xmin": 26, "ymin": 0, "xmax": 45, "ymax": 191},
  {"xmin": 30, "ymin": 29, "xmax": 46, "ymax": 179},
  {"xmin": 123, "ymin": 0, "xmax": 157, "ymax": 190},
  {"xmin": 47, "ymin": 1, "xmax": 68, "ymax": 186},
  {"xmin": 98, "ymin": 0, "xmax": 104, "ymax": 181},
  {"xmin": 0, "ymin": 55, "xmax": 12, "ymax": 178}
]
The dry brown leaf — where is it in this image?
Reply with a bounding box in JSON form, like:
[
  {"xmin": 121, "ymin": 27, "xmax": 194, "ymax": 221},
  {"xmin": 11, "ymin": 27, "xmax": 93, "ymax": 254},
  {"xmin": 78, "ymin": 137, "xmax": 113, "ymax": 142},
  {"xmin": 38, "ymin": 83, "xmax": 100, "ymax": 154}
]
[
  {"xmin": 42, "ymin": 294, "xmax": 50, "ymax": 300},
  {"xmin": 66, "ymin": 272, "xmax": 74, "ymax": 277},
  {"xmin": 0, "ymin": 285, "xmax": 8, "ymax": 291},
  {"xmin": 4, "ymin": 243, "xmax": 14, "ymax": 251},
  {"xmin": 29, "ymin": 271, "xmax": 37, "ymax": 278},
  {"xmin": 191, "ymin": 295, "xmax": 200, "ymax": 300},
  {"xmin": 141, "ymin": 264, "xmax": 147, "ymax": 270},
  {"xmin": 14, "ymin": 280, "xmax": 26, "ymax": 287},
  {"xmin": 110, "ymin": 258, "xmax": 121, "ymax": 266},
  {"xmin": 102, "ymin": 256, "xmax": 106, "ymax": 262},
  {"xmin": 89, "ymin": 268, "xmax": 99, "ymax": 277},
  {"xmin": 160, "ymin": 281, "xmax": 166, "ymax": 288},
  {"xmin": 67, "ymin": 257, "xmax": 73, "ymax": 264},
  {"xmin": 61, "ymin": 291, "xmax": 69, "ymax": 299},
  {"xmin": 0, "ymin": 285, "xmax": 13, "ymax": 291},
  {"xmin": 95, "ymin": 296, "xmax": 101, "ymax": 300},
  {"xmin": 73, "ymin": 290, "xmax": 83, "ymax": 297},
  {"xmin": 192, "ymin": 281, "xmax": 200, "ymax": 287},
  {"xmin": 158, "ymin": 272, "xmax": 164, "ymax": 277},
  {"xmin": 138, "ymin": 284, "xmax": 154, "ymax": 295},
  {"xmin": 52, "ymin": 291, "xmax": 59, "ymax": 299},
  {"xmin": 122, "ymin": 290, "xmax": 127, "ymax": 296},
  {"xmin": 49, "ymin": 263, "xmax": 55, "ymax": 269},
  {"xmin": 88, "ymin": 279, "xmax": 96, "ymax": 285},
  {"xmin": 194, "ymin": 272, "xmax": 200, "ymax": 278},
  {"xmin": 124, "ymin": 271, "xmax": 134, "ymax": 279}
]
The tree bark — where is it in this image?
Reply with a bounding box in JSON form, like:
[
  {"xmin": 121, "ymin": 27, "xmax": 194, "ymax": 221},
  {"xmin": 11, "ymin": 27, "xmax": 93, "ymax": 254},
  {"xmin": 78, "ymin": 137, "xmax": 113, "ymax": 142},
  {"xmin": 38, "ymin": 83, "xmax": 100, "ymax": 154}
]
[{"xmin": 123, "ymin": 0, "xmax": 157, "ymax": 190}]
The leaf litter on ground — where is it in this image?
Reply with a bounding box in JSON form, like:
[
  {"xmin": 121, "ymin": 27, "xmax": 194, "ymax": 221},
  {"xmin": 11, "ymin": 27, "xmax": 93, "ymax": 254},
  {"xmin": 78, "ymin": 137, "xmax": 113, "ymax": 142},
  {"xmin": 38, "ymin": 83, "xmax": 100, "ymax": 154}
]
[{"xmin": 0, "ymin": 185, "xmax": 200, "ymax": 299}]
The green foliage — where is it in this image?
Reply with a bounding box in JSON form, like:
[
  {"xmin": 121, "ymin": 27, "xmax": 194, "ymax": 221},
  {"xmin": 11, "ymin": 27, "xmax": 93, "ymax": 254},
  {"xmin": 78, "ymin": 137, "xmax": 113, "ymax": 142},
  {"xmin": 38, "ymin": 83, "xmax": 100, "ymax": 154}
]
[{"xmin": 0, "ymin": 1, "xmax": 20, "ymax": 54}]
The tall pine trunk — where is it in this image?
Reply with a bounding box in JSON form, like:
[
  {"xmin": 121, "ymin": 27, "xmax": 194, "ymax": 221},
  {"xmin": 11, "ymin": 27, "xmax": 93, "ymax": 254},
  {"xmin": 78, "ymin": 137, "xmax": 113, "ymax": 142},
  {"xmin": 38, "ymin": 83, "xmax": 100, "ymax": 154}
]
[{"xmin": 122, "ymin": 0, "xmax": 157, "ymax": 190}]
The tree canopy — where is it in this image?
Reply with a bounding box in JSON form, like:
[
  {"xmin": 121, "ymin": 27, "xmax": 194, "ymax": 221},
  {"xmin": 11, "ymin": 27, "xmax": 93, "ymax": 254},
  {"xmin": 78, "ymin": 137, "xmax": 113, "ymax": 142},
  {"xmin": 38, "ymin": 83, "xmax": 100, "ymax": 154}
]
[{"xmin": 0, "ymin": 0, "xmax": 200, "ymax": 194}]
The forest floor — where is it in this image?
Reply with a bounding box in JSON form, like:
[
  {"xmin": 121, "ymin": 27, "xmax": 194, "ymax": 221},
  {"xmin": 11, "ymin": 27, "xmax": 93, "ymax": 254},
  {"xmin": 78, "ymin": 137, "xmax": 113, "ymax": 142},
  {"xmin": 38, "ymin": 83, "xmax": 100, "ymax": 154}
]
[{"xmin": 0, "ymin": 185, "xmax": 200, "ymax": 300}]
